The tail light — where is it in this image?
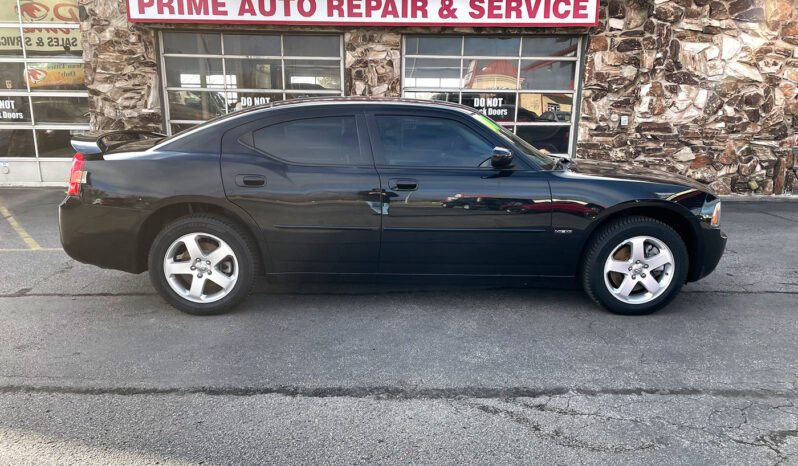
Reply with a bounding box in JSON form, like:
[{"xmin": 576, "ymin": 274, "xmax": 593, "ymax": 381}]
[{"xmin": 67, "ymin": 152, "xmax": 86, "ymax": 196}]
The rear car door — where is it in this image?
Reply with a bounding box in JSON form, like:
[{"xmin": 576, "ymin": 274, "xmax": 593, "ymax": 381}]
[
  {"xmin": 366, "ymin": 109, "xmax": 554, "ymax": 276},
  {"xmin": 221, "ymin": 108, "xmax": 382, "ymax": 273}
]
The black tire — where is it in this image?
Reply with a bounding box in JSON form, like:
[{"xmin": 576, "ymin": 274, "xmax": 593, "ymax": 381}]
[
  {"xmin": 581, "ymin": 216, "xmax": 688, "ymax": 315},
  {"xmin": 148, "ymin": 214, "xmax": 259, "ymax": 315}
]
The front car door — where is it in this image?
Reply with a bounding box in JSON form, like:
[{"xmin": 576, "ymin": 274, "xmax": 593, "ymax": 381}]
[
  {"xmin": 366, "ymin": 108, "xmax": 555, "ymax": 276},
  {"xmin": 221, "ymin": 108, "xmax": 382, "ymax": 274}
]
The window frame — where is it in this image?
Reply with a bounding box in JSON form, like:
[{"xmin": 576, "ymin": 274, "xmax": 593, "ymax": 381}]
[
  {"xmin": 366, "ymin": 111, "xmax": 532, "ymax": 171},
  {"xmin": 245, "ymin": 114, "xmax": 370, "ymax": 168},
  {"xmin": 158, "ymin": 31, "xmax": 346, "ymax": 136},
  {"xmin": 401, "ymin": 34, "xmax": 584, "ymax": 158},
  {"xmin": 0, "ymin": 0, "xmax": 88, "ymax": 170}
]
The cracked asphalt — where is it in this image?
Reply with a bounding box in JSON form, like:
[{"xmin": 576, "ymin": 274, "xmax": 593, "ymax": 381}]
[{"xmin": 0, "ymin": 188, "xmax": 797, "ymax": 464}]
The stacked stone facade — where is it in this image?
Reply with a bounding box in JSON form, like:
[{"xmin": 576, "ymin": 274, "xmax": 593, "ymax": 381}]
[
  {"xmin": 579, "ymin": 0, "xmax": 797, "ymax": 194},
  {"xmin": 80, "ymin": 0, "xmax": 797, "ymax": 194}
]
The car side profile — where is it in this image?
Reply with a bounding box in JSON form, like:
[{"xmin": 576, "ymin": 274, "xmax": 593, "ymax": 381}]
[{"xmin": 59, "ymin": 98, "xmax": 726, "ymax": 316}]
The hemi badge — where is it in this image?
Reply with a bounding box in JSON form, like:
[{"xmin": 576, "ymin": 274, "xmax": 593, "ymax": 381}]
[{"xmin": 554, "ymin": 229, "xmax": 573, "ymax": 234}]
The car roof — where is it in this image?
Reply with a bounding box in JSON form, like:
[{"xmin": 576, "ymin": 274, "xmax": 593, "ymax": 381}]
[{"xmin": 239, "ymin": 96, "xmax": 477, "ymax": 114}]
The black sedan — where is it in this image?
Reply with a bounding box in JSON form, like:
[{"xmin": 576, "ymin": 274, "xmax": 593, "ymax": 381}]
[{"xmin": 59, "ymin": 98, "xmax": 726, "ymax": 316}]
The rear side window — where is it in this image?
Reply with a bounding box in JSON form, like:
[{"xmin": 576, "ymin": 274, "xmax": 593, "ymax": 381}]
[
  {"xmin": 374, "ymin": 115, "xmax": 494, "ymax": 168},
  {"xmin": 252, "ymin": 116, "xmax": 365, "ymax": 165}
]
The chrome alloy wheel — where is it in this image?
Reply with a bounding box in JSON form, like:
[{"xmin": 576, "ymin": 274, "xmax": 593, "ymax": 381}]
[
  {"xmin": 163, "ymin": 232, "xmax": 239, "ymax": 304},
  {"xmin": 603, "ymin": 235, "xmax": 675, "ymax": 305}
]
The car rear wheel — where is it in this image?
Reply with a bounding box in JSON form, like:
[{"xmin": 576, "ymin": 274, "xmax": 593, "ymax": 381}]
[
  {"xmin": 148, "ymin": 215, "xmax": 258, "ymax": 315},
  {"xmin": 581, "ymin": 216, "xmax": 688, "ymax": 315}
]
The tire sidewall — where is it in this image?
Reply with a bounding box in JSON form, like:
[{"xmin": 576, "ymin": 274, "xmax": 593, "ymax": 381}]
[
  {"xmin": 148, "ymin": 216, "xmax": 255, "ymax": 315},
  {"xmin": 588, "ymin": 221, "xmax": 688, "ymax": 315}
]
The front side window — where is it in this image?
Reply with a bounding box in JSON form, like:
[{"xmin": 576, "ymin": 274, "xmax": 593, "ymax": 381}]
[
  {"xmin": 374, "ymin": 115, "xmax": 494, "ymax": 168},
  {"xmin": 403, "ymin": 35, "xmax": 582, "ymax": 157},
  {"xmin": 251, "ymin": 116, "xmax": 364, "ymax": 166},
  {"xmin": 160, "ymin": 32, "xmax": 344, "ymax": 135}
]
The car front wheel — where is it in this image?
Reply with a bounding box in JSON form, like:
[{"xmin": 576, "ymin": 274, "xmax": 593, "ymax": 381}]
[
  {"xmin": 148, "ymin": 214, "xmax": 258, "ymax": 315},
  {"xmin": 581, "ymin": 216, "xmax": 688, "ymax": 315}
]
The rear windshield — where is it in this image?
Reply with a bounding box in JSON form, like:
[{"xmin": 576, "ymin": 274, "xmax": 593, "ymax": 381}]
[{"xmin": 471, "ymin": 113, "xmax": 556, "ymax": 170}]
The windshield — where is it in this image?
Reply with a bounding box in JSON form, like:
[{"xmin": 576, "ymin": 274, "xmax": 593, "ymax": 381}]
[{"xmin": 471, "ymin": 113, "xmax": 556, "ymax": 170}]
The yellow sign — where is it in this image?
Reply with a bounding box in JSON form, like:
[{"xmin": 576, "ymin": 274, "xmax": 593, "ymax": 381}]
[{"xmin": 25, "ymin": 62, "xmax": 84, "ymax": 88}]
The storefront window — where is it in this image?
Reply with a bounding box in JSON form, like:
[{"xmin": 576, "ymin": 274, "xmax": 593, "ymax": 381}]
[
  {"xmin": 403, "ymin": 35, "xmax": 582, "ymax": 156},
  {"xmin": 0, "ymin": 0, "xmax": 88, "ymax": 163},
  {"xmin": 160, "ymin": 32, "xmax": 344, "ymax": 134}
]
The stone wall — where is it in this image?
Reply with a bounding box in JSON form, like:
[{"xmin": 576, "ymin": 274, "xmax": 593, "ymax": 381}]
[
  {"xmin": 79, "ymin": 0, "xmax": 161, "ymax": 132},
  {"xmin": 579, "ymin": 0, "xmax": 797, "ymax": 194}
]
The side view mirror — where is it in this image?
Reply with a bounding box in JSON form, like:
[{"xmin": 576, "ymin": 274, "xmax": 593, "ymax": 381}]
[{"xmin": 491, "ymin": 147, "xmax": 514, "ymax": 168}]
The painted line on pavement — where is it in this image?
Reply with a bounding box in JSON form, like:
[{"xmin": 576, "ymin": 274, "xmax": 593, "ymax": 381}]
[
  {"xmin": 0, "ymin": 204, "xmax": 43, "ymax": 250},
  {"xmin": 0, "ymin": 248, "xmax": 63, "ymax": 252}
]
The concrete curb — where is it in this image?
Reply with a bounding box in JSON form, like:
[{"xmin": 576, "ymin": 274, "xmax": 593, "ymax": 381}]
[{"xmin": 719, "ymin": 194, "xmax": 798, "ymax": 202}]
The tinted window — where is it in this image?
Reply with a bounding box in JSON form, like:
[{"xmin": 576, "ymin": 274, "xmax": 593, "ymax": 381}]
[
  {"xmin": 375, "ymin": 116, "xmax": 494, "ymax": 168},
  {"xmin": 252, "ymin": 116, "xmax": 364, "ymax": 165}
]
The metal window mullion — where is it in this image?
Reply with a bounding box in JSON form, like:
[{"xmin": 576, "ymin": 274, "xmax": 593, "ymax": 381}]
[
  {"xmin": 401, "ymin": 35, "xmax": 406, "ymax": 98},
  {"xmin": 12, "ymin": 22, "xmax": 80, "ymax": 28},
  {"xmin": 220, "ymin": 32, "xmax": 228, "ymax": 114},
  {"xmin": 569, "ymin": 36, "xmax": 583, "ymax": 158},
  {"xmin": 280, "ymin": 34, "xmax": 286, "ymax": 100},
  {"xmin": 339, "ymin": 34, "xmax": 345, "ymax": 96},
  {"xmin": 158, "ymin": 31, "xmax": 172, "ymax": 135},
  {"xmin": 513, "ymin": 37, "xmax": 524, "ymax": 129},
  {"xmin": 458, "ymin": 35, "xmax": 464, "ymax": 101},
  {"xmin": 23, "ymin": 57, "xmax": 84, "ymax": 64},
  {"xmin": 15, "ymin": 0, "xmax": 41, "ymax": 173}
]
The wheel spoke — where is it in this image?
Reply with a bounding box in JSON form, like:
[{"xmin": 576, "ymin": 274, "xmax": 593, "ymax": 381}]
[
  {"xmin": 629, "ymin": 237, "xmax": 647, "ymax": 262},
  {"xmin": 645, "ymin": 252, "xmax": 671, "ymax": 270},
  {"xmin": 183, "ymin": 234, "xmax": 205, "ymax": 261},
  {"xmin": 607, "ymin": 260, "xmax": 630, "ymax": 274},
  {"xmin": 207, "ymin": 272, "xmax": 233, "ymax": 290},
  {"xmin": 164, "ymin": 260, "xmax": 193, "ymax": 276},
  {"xmin": 616, "ymin": 276, "xmax": 636, "ymax": 298},
  {"xmin": 188, "ymin": 275, "xmax": 206, "ymax": 299},
  {"xmin": 640, "ymin": 274, "xmax": 661, "ymax": 293},
  {"xmin": 207, "ymin": 243, "xmax": 235, "ymax": 265}
]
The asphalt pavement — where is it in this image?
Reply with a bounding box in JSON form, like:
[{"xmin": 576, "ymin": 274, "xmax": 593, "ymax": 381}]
[{"xmin": 0, "ymin": 188, "xmax": 796, "ymax": 464}]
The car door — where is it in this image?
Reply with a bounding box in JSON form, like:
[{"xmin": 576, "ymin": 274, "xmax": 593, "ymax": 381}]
[
  {"xmin": 221, "ymin": 108, "xmax": 382, "ymax": 274},
  {"xmin": 366, "ymin": 109, "xmax": 555, "ymax": 276}
]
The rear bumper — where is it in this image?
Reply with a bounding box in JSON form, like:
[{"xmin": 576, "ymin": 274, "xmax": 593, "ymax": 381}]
[
  {"xmin": 59, "ymin": 195, "xmax": 146, "ymax": 273},
  {"xmin": 689, "ymin": 226, "xmax": 727, "ymax": 282}
]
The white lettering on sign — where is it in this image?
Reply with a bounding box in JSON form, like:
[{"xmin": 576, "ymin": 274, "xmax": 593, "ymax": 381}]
[
  {"xmin": 125, "ymin": 0, "xmax": 598, "ymax": 26},
  {"xmin": 472, "ymin": 96, "xmax": 510, "ymax": 118},
  {"xmin": 0, "ymin": 100, "xmax": 23, "ymax": 120},
  {"xmin": 239, "ymin": 96, "xmax": 272, "ymax": 108}
]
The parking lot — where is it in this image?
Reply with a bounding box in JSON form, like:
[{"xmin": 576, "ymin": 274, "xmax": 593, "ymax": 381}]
[{"xmin": 0, "ymin": 187, "xmax": 797, "ymax": 464}]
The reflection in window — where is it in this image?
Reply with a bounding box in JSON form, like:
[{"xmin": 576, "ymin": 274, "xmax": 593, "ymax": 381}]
[
  {"xmin": 161, "ymin": 32, "xmax": 344, "ymax": 134},
  {"xmin": 0, "ymin": 0, "xmax": 88, "ymax": 163},
  {"xmin": 405, "ymin": 58, "xmax": 460, "ymax": 88},
  {"xmin": 285, "ymin": 60, "xmax": 340, "ymax": 90},
  {"xmin": 0, "ymin": 129, "xmax": 35, "ymax": 157},
  {"xmin": 36, "ymin": 129, "xmax": 78, "ymax": 157},
  {"xmin": 252, "ymin": 117, "xmax": 364, "ymax": 166},
  {"xmin": 167, "ymin": 91, "xmax": 226, "ymax": 120},
  {"xmin": 375, "ymin": 115, "xmax": 493, "ymax": 168},
  {"xmin": 31, "ymin": 96, "xmax": 89, "ymax": 123},
  {"xmin": 404, "ymin": 35, "xmax": 580, "ymax": 155}
]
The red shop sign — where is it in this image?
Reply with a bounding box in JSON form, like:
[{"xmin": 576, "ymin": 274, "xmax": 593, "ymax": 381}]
[{"xmin": 126, "ymin": 0, "xmax": 599, "ymax": 26}]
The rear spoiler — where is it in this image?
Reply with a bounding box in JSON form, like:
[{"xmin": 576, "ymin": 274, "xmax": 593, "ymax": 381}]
[{"xmin": 71, "ymin": 130, "xmax": 167, "ymax": 157}]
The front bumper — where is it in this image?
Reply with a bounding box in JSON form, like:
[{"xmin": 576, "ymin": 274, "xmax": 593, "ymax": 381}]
[{"xmin": 689, "ymin": 226, "xmax": 727, "ymax": 282}]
